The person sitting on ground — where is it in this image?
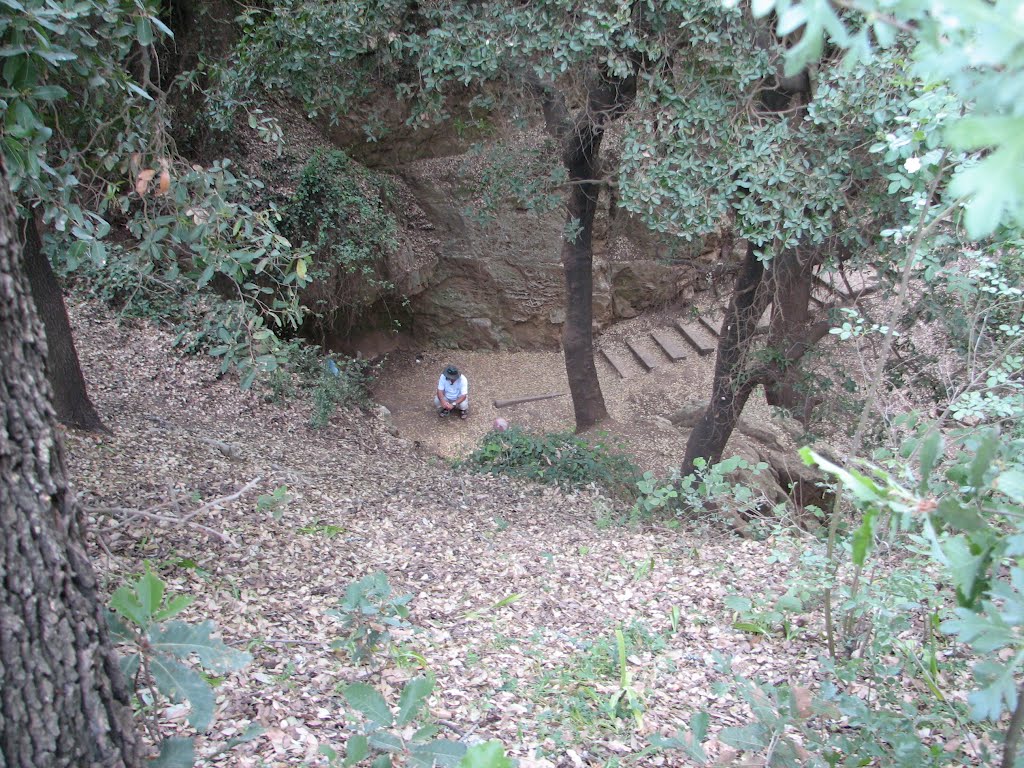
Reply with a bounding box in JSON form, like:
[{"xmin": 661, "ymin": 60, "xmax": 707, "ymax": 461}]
[{"xmin": 435, "ymin": 365, "xmax": 469, "ymax": 419}]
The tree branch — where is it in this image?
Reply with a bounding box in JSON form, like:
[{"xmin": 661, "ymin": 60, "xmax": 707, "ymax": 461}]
[{"xmin": 89, "ymin": 477, "xmax": 263, "ymax": 546}]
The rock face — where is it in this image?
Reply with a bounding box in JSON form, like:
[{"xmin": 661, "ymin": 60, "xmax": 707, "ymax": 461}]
[
  {"xmin": 239, "ymin": 105, "xmax": 706, "ymax": 352},
  {"xmin": 394, "ymin": 155, "xmax": 698, "ymax": 350}
]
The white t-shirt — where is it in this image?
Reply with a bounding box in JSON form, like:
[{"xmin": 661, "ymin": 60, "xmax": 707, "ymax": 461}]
[{"xmin": 437, "ymin": 373, "xmax": 468, "ymax": 402}]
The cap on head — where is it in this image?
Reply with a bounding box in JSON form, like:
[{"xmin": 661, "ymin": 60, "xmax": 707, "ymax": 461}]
[{"xmin": 444, "ymin": 365, "xmax": 459, "ymax": 380}]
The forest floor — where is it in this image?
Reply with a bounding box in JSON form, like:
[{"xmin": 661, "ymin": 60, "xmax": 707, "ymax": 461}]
[{"xmin": 65, "ymin": 300, "xmax": 858, "ymax": 768}]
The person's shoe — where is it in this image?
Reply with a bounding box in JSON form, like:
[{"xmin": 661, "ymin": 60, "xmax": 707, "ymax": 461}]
[
  {"xmin": 459, "ymin": 409, "xmax": 469, "ymax": 420},
  {"xmin": 438, "ymin": 408, "xmax": 449, "ymax": 417}
]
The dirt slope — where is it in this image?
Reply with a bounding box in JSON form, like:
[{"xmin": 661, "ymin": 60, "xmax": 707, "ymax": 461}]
[{"xmin": 65, "ymin": 302, "xmax": 826, "ymax": 767}]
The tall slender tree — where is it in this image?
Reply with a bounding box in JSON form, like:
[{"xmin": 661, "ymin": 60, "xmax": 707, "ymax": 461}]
[
  {"xmin": 530, "ymin": 66, "xmax": 640, "ymax": 430},
  {"xmin": 0, "ymin": 163, "xmax": 140, "ymax": 766}
]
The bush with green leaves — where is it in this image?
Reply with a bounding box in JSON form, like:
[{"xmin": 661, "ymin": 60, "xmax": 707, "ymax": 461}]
[
  {"xmin": 106, "ymin": 566, "xmax": 253, "ymax": 766},
  {"xmin": 328, "ymin": 572, "xmax": 413, "ymax": 665},
  {"xmin": 322, "ymin": 677, "xmax": 512, "ymax": 768},
  {"xmin": 459, "ymin": 427, "xmax": 640, "ymax": 501},
  {"xmin": 281, "ymin": 149, "xmax": 400, "ymax": 337},
  {"xmin": 310, "ymin": 357, "xmax": 373, "ymax": 428},
  {"xmin": 5, "ymin": 1, "xmax": 313, "ymax": 393},
  {"xmin": 691, "ymin": 429, "xmax": 1021, "ymax": 766},
  {"xmin": 261, "ymin": 343, "xmax": 372, "ymax": 426},
  {"xmin": 751, "ymin": 0, "xmax": 1024, "ymax": 240},
  {"xmin": 633, "ymin": 456, "xmax": 775, "ymax": 527}
]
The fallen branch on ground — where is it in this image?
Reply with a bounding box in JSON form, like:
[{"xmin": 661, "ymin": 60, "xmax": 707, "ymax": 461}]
[
  {"xmin": 88, "ymin": 477, "xmax": 263, "ymax": 546},
  {"xmin": 492, "ymin": 392, "xmax": 566, "ymax": 409}
]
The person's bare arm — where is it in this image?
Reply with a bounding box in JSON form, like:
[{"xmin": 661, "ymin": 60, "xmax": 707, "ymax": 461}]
[{"xmin": 438, "ymin": 387, "xmax": 453, "ymax": 409}]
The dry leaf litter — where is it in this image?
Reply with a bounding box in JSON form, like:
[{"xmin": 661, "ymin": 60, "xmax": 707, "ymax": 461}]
[{"xmin": 62, "ymin": 298, "xmax": 962, "ymax": 768}]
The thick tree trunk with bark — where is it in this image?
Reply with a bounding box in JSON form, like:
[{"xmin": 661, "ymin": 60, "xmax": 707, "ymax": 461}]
[
  {"xmin": 20, "ymin": 216, "xmax": 107, "ymax": 432},
  {"xmin": 529, "ymin": 67, "xmax": 638, "ymax": 431},
  {"xmin": 764, "ymin": 246, "xmax": 822, "ymax": 415},
  {"xmin": 681, "ymin": 242, "xmax": 773, "ymax": 477},
  {"xmin": 557, "ymin": 72, "xmax": 638, "ymax": 431},
  {"xmin": 0, "ymin": 167, "xmax": 140, "ymax": 767}
]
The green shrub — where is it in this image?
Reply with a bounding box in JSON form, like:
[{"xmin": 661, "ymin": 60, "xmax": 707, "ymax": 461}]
[
  {"xmin": 309, "ymin": 357, "xmax": 371, "ymax": 428},
  {"xmin": 459, "ymin": 427, "xmax": 640, "ymax": 500},
  {"xmin": 327, "ymin": 572, "xmax": 413, "ymax": 665},
  {"xmin": 258, "ymin": 342, "xmax": 371, "ymax": 427},
  {"xmin": 106, "ymin": 566, "xmax": 255, "ymax": 765},
  {"xmin": 282, "ymin": 150, "xmax": 399, "ymax": 336}
]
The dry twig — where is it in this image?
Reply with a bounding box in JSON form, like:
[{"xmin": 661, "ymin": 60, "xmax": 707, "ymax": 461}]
[{"xmin": 89, "ymin": 477, "xmax": 263, "ymax": 545}]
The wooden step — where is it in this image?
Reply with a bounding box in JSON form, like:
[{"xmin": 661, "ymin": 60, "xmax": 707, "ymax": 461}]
[
  {"xmin": 599, "ymin": 347, "xmax": 629, "ymax": 378},
  {"xmin": 698, "ymin": 310, "xmax": 724, "ymax": 337},
  {"xmin": 624, "ymin": 338, "xmax": 660, "ymax": 371},
  {"xmin": 674, "ymin": 319, "xmax": 717, "ymax": 356},
  {"xmin": 651, "ymin": 329, "xmax": 688, "ymax": 361}
]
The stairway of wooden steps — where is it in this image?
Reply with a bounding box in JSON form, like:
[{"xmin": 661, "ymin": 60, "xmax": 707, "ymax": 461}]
[
  {"xmin": 698, "ymin": 311, "xmax": 723, "ymax": 337},
  {"xmin": 815, "ymin": 270, "xmax": 878, "ymax": 301},
  {"xmin": 698, "ymin": 308, "xmax": 771, "ymax": 336},
  {"xmin": 596, "ymin": 271, "xmax": 874, "ymax": 378},
  {"xmin": 675, "ymin": 319, "xmax": 716, "ymax": 356}
]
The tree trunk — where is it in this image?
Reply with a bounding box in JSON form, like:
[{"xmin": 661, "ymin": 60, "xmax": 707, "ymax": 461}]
[
  {"xmin": 20, "ymin": 216, "xmax": 107, "ymax": 432},
  {"xmin": 680, "ymin": 52, "xmax": 816, "ymax": 476},
  {"xmin": 764, "ymin": 246, "xmax": 817, "ymax": 412},
  {"xmin": 681, "ymin": 242, "xmax": 772, "ymax": 477},
  {"xmin": 559, "ymin": 72, "xmax": 638, "ymax": 432},
  {"xmin": 561, "ymin": 140, "xmax": 609, "ymax": 432},
  {"xmin": 0, "ymin": 166, "xmax": 141, "ymax": 767}
]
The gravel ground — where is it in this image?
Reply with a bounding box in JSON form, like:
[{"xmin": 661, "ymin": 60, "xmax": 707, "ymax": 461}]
[{"xmin": 373, "ymin": 302, "xmax": 792, "ymax": 474}]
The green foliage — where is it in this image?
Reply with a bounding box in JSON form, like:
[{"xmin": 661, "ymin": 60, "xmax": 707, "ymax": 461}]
[
  {"xmin": 749, "ymin": 0, "xmax": 1024, "ymax": 238},
  {"xmin": 459, "ymin": 139, "xmax": 566, "ymax": 225},
  {"xmin": 908, "ymin": 238, "xmax": 1024, "ymax": 429},
  {"xmin": 256, "ymin": 484, "xmax": 292, "ymax": 520},
  {"xmin": 106, "ymin": 566, "xmax": 253, "ymax": 763},
  {"xmin": 459, "ymin": 427, "xmax": 640, "ymax": 500},
  {"xmin": 261, "ymin": 343, "xmax": 372, "ymax": 427},
  {"xmin": 327, "ymin": 572, "xmax": 413, "ymax": 665},
  {"xmin": 522, "ymin": 623, "xmax": 665, "ymax": 745},
  {"xmin": 800, "ymin": 425, "xmax": 1024, "ymax": 759},
  {"xmin": 4, "ymin": 1, "xmax": 313, "ymax": 393},
  {"xmin": 319, "ymin": 679, "xmax": 512, "ymax": 768},
  {"xmin": 608, "ymin": 627, "xmax": 644, "ymax": 728},
  {"xmin": 633, "ymin": 456, "xmax": 773, "ymax": 525},
  {"xmin": 723, "ymin": 589, "xmax": 805, "ymax": 640},
  {"xmin": 207, "ymin": 0, "xmax": 412, "ymax": 131},
  {"xmin": 632, "ymin": 471, "xmax": 680, "ymax": 517},
  {"xmin": 310, "ymin": 357, "xmax": 373, "ymax": 429},
  {"xmin": 649, "ymin": 712, "xmax": 710, "ymax": 764},
  {"xmin": 828, "ymin": 307, "xmax": 892, "ymax": 341},
  {"xmin": 281, "ymin": 149, "xmax": 399, "ymax": 336},
  {"xmin": 320, "ymin": 677, "xmax": 513, "ymax": 768},
  {"xmin": 298, "ymin": 519, "xmax": 346, "ymax": 537}
]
